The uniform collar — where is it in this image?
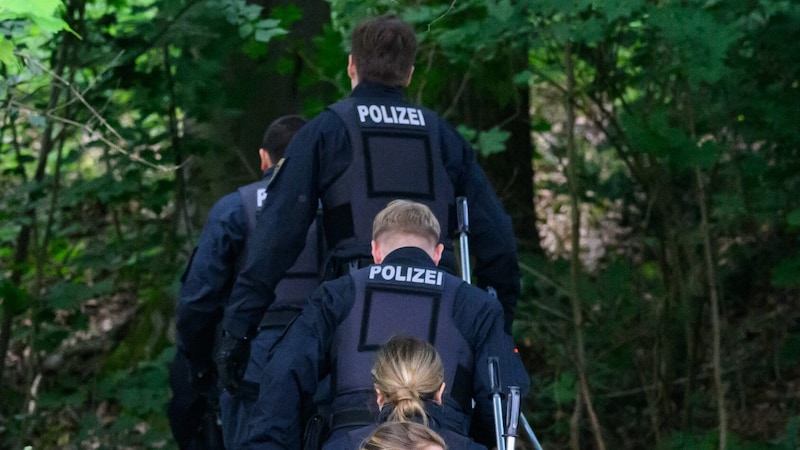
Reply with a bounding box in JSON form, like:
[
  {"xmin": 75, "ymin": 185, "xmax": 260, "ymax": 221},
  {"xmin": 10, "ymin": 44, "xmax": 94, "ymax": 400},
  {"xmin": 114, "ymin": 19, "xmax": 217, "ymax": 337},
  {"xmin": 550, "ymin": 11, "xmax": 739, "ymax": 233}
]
[
  {"xmin": 382, "ymin": 247, "xmax": 437, "ymax": 268},
  {"xmin": 377, "ymin": 400, "xmax": 445, "ymax": 429},
  {"xmin": 351, "ymin": 82, "xmax": 405, "ymax": 100}
]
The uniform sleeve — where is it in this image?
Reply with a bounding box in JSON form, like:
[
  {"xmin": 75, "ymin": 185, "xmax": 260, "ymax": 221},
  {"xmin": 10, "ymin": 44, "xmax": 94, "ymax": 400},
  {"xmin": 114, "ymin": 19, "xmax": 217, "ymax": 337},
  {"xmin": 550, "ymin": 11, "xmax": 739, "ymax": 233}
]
[
  {"xmin": 454, "ymin": 284, "xmax": 530, "ymax": 448},
  {"xmin": 440, "ymin": 123, "xmax": 521, "ymax": 331},
  {"xmin": 244, "ymin": 277, "xmax": 354, "ymax": 450},
  {"xmin": 175, "ymin": 194, "xmax": 248, "ymax": 372},
  {"xmin": 222, "ymin": 122, "xmax": 323, "ymax": 339}
]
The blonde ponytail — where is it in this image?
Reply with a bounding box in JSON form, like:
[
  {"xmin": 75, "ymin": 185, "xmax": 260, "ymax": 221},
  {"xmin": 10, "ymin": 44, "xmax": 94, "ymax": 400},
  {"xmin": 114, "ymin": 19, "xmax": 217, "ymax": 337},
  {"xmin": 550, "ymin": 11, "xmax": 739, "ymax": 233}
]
[{"xmin": 371, "ymin": 335, "xmax": 444, "ymax": 426}]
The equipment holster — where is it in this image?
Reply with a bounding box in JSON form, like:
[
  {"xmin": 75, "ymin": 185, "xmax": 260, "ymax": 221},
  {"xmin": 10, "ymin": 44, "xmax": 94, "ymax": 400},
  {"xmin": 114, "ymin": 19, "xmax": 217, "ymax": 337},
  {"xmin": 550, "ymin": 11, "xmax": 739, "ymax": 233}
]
[{"xmin": 302, "ymin": 414, "xmax": 330, "ymax": 450}]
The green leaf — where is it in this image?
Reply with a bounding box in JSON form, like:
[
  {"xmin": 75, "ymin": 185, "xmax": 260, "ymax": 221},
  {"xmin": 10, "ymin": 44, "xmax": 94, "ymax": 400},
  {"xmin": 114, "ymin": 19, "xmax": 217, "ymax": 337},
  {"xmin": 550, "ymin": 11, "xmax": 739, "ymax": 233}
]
[
  {"xmin": 677, "ymin": 140, "xmax": 721, "ymax": 171},
  {"xmin": 476, "ymin": 126, "xmax": 510, "ymax": 156},
  {"xmin": 270, "ymin": 5, "xmax": 303, "ymax": 27},
  {"xmin": 712, "ymin": 193, "xmax": 747, "ymax": 222},
  {"xmin": 598, "ymin": 0, "xmax": 643, "ymax": 22},
  {"xmin": 254, "ymin": 27, "xmax": 287, "ymax": 43},
  {"xmin": 456, "ymin": 124, "xmax": 477, "ymax": 142},
  {"xmin": 649, "ymin": 5, "xmax": 740, "ymax": 87},
  {"xmin": 772, "ymin": 254, "xmax": 800, "ymax": 288},
  {"xmin": 531, "ymin": 116, "xmax": 552, "ymax": 132},
  {"xmin": 787, "ymin": 209, "xmax": 800, "ymax": 229},
  {"xmin": 0, "ymin": 279, "xmax": 31, "ymax": 316},
  {"xmin": 0, "ymin": 38, "xmax": 17, "ymax": 68},
  {"xmin": 0, "ymin": 0, "xmax": 62, "ymax": 17},
  {"xmin": 0, "ymin": 0, "xmax": 76, "ymax": 36},
  {"xmin": 44, "ymin": 280, "xmax": 91, "ymax": 310},
  {"xmin": 255, "ymin": 19, "xmax": 281, "ymax": 29},
  {"xmin": 552, "ymin": 371, "xmax": 577, "ymax": 406},
  {"xmin": 238, "ymin": 23, "xmax": 253, "ymax": 39},
  {"xmin": 487, "ymin": 0, "xmax": 514, "ymax": 23}
]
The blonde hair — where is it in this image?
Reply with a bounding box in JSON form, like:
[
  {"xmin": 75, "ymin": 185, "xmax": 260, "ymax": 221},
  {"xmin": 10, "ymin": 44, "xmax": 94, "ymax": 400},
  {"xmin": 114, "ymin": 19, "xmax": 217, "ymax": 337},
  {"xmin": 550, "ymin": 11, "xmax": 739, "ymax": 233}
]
[
  {"xmin": 372, "ymin": 200, "xmax": 441, "ymax": 247},
  {"xmin": 361, "ymin": 421, "xmax": 447, "ymax": 450},
  {"xmin": 372, "ymin": 335, "xmax": 445, "ymax": 426}
]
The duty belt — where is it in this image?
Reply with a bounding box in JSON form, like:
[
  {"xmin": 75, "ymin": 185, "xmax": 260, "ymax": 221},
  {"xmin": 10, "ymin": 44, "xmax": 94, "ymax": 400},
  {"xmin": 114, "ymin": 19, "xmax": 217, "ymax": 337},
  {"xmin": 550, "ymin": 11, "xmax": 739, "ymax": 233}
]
[
  {"xmin": 329, "ymin": 408, "xmax": 375, "ymax": 431},
  {"xmin": 258, "ymin": 309, "xmax": 302, "ymax": 330}
]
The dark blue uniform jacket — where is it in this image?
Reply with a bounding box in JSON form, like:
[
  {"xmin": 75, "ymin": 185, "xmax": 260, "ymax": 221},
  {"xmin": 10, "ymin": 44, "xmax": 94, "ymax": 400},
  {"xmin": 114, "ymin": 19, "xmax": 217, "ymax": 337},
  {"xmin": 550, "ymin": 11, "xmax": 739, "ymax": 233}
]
[
  {"xmin": 243, "ymin": 247, "xmax": 529, "ymax": 450},
  {"xmin": 176, "ymin": 170, "xmax": 270, "ymax": 373},
  {"xmin": 322, "ymin": 401, "xmax": 488, "ymax": 450},
  {"xmin": 223, "ymin": 82, "xmax": 520, "ymax": 340}
]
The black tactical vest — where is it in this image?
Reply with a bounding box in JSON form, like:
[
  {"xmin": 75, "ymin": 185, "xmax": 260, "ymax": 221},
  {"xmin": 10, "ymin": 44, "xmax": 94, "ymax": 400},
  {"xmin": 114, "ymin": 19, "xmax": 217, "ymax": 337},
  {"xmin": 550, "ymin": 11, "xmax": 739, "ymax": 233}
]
[
  {"xmin": 325, "ymin": 98, "xmax": 456, "ymax": 261},
  {"xmin": 330, "ymin": 263, "xmax": 474, "ymax": 415},
  {"xmin": 238, "ymin": 181, "xmax": 325, "ymax": 313}
]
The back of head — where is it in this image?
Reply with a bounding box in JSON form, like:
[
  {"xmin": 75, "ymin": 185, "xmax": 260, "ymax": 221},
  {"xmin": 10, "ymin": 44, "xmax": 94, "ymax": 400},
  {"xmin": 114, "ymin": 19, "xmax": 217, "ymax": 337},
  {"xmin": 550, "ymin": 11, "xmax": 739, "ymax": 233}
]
[
  {"xmin": 351, "ymin": 14, "xmax": 417, "ymax": 87},
  {"xmin": 360, "ymin": 421, "xmax": 447, "ymax": 450},
  {"xmin": 372, "ymin": 200, "xmax": 440, "ymax": 248},
  {"xmin": 262, "ymin": 115, "xmax": 308, "ymax": 162},
  {"xmin": 372, "ymin": 335, "xmax": 444, "ymax": 425}
]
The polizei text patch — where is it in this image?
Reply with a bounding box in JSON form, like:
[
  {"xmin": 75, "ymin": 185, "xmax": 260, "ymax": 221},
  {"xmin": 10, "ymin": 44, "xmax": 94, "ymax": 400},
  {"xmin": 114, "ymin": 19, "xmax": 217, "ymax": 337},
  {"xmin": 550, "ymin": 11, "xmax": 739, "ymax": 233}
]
[
  {"xmin": 368, "ymin": 265, "xmax": 443, "ymax": 286},
  {"xmin": 356, "ymin": 104, "xmax": 426, "ymax": 126}
]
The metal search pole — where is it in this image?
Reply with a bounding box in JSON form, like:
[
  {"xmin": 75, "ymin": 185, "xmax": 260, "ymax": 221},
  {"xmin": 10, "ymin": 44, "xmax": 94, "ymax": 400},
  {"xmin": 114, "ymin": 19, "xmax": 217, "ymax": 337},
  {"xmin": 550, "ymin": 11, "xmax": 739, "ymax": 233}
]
[
  {"xmin": 505, "ymin": 386, "xmax": 521, "ymax": 450},
  {"xmin": 458, "ymin": 196, "xmax": 544, "ymax": 450},
  {"xmin": 488, "ymin": 357, "xmax": 506, "ymax": 450},
  {"xmin": 457, "ymin": 196, "xmax": 471, "ymax": 284},
  {"xmin": 521, "ymin": 414, "xmax": 544, "ymax": 450}
]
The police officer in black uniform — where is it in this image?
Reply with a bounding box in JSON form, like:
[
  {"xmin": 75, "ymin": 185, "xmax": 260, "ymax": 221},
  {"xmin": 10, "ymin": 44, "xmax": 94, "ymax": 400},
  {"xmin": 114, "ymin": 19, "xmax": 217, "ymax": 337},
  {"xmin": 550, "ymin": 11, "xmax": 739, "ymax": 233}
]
[
  {"xmin": 169, "ymin": 115, "xmax": 324, "ymax": 449},
  {"xmin": 241, "ymin": 200, "xmax": 529, "ymax": 450},
  {"xmin": 217, "ymin": 14, "xmax": 521, "ymax": 398}
]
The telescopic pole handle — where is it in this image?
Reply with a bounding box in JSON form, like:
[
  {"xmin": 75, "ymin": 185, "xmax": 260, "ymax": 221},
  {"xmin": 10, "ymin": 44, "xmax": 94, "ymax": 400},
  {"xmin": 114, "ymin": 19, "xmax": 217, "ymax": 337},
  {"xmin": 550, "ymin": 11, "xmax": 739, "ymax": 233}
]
[
  {"xmin": 488, "ymin": 357, "xmax": 505, "ymax": 450},
  {"xmin": 456, "ymin": 197, "xmax": 471, "ymax": 284},
  {"xmin": 505, "ymin": 386, "xmax": 521, "ymax": 450},
  {"xmin": 457, "ymin": 196, "xmax": 469, "ymax": 234}
]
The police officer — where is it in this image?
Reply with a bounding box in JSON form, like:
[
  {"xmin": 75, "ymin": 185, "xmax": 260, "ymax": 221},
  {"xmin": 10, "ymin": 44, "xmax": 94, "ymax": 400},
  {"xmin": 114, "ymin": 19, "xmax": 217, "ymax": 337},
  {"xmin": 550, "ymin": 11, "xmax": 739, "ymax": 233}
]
[
  {"xmin": 169, "ymin": 115, "xmax": 324, "ymax": 449},
  {"xmin": 242, "ymin": 200, "xmax": 529, "ymax": 450},
  {"xmin": 217, "ymin": 13, "xmax": 521, "ymax": 398}
]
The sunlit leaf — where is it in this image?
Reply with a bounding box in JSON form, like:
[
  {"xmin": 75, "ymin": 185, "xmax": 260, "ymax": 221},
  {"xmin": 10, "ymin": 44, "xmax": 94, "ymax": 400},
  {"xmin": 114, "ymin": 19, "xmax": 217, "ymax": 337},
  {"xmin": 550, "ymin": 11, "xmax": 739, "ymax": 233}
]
[{"xmin": 254, "ymin": 28, "xmax": 287, "ymax": 43}]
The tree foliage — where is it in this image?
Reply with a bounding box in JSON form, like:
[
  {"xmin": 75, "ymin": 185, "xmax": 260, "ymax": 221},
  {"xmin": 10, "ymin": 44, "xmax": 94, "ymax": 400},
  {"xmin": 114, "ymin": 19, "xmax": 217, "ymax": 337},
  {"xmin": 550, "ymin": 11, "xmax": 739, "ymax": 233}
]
[{"xmin": 1, "ymin": 0, "xmax": 799, "ymax": 449}]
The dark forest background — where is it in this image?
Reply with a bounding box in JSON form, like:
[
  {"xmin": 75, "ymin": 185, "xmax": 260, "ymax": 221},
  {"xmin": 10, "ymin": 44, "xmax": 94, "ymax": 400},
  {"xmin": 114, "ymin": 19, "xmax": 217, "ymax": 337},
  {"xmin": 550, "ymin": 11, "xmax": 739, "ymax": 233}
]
[{"xmin": 1, "ymin": 0, "xmax": 799, "ymax": 448}]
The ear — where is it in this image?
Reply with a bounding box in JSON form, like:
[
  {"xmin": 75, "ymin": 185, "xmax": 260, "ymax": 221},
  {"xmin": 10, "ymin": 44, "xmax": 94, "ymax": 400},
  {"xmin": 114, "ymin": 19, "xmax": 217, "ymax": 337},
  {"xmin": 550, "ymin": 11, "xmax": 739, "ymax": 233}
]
[
  {"xmin": 431, "ymin": 243, "xmax": 444, "ymax": 266},
  {"xmin": 371, "ymin": 240, "xmax": 384, "ymax": 264},
  {"xmin": 348, "ymin": 54, "xmax": 359, "ymax": 88},
  {"xmin": 375, "ymin": 388, "xmax": 385, "ymax": 407},
  {"xmin": 259, "ymin": 149, "xmax": 273, "ymax": 171},
  {"xmin": 434, "ymin": 382, "xmax": 445, "ymax": 404},
  {"xmin": 403, "ymin": 65, "xmax": 415, "ymax": 87}
]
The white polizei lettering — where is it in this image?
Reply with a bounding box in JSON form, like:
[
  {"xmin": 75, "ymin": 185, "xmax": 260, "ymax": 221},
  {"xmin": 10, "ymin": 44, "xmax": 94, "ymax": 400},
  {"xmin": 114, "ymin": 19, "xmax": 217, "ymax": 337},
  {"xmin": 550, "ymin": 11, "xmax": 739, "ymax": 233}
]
[
  {"xmin": 369, "ymin": 266, "xmax": 382, "ymax": 279},
  {"xmin": 369, "ymin": 105, "xmax": 382, "ymax": 123},
  {"xmin": 373, "ymin": 265, "xmax": 443, "ymax": 286},
  {"xmin": 397, "ymin": 107, "xmax": 409, "ymax": 125},
  {"xmin": 411, "ymin": 268, "xmax": 425, "ymax": 283},
  {"xmin": 395, "ymin": 267, "xmax": 407, "ymax": 282},
  {"xmin": 425, "ymin": 269, "xmax": 437, "ymax": 285},
  {"xmin": 357, "ymin": 105, "xmax": 370, "ymax": 123},
  {"xmin": 408, "ymin": 108, "xmax": 420, "ymax": 126},
  {"xmin": 257, "ymin": 188, "xmax": 267, "ymax": 207},
  {"xmin": 380, "ymin": 105, "xmax": 395, "ymax": 124},
  {"xmin": 358, "ymin": 104, "xmax": 426, "ymax": 126}
]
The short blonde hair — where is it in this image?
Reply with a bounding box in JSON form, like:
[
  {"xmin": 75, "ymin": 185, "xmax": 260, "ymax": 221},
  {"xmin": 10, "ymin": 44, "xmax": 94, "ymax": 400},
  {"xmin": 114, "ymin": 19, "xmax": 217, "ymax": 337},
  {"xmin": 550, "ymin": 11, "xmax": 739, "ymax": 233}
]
[
  {"xmin": 372, "ymin": 336, "xmax": 444, "ymax": 426},
  {"xmin": 360, "ymin": 421, "xmax": 447, "ymax": 450},
  {"xmin": 372, "ymin": 200, "xmax": 440, "ymax": 247}
]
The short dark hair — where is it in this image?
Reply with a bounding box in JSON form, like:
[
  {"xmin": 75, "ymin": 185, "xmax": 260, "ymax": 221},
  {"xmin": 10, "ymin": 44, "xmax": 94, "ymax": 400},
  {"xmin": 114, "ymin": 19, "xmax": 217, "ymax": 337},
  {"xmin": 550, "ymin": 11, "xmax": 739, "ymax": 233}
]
[
  {"xmin": 261, "ymin": 115, "xmax": 307, "ymax": 162},
  {"xmin": 351, "ymin": 14, "xmax": 417, "ymax": 87}
]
